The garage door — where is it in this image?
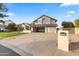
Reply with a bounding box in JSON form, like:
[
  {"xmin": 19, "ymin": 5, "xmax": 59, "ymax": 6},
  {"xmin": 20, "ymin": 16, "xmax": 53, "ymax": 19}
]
[{"xmin": 33, "ymin": 27, "xmax": 45, "ymax": 32}]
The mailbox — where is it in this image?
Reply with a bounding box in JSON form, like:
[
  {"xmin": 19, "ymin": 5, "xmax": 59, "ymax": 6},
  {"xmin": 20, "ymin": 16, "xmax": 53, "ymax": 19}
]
[
  {"xmin": 58, "ymin": 30, "xmax": 69, "ymax": 52},
  {"xmin": 60, "ymin": 32, "xmax": 67, "ymax": 36}
]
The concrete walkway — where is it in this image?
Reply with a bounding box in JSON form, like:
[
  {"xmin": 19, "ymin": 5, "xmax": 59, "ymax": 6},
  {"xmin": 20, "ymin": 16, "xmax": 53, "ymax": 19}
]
[{"xmin": 0, "ymin": 33, "xmax": 79, "ymax": 56}]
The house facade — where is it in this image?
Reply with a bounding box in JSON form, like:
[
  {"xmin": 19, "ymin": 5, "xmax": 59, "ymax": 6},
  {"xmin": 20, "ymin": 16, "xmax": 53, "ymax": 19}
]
[
  {"xmin": 31, "ymin": 15, "xmax": 57, "ymax": 33},
  {"xmin": 0, "ymin": 21, "xmax": 5, "ymax": 31},
  {"xmin": 0, "ymin": 20, "xmax": 14, "ymax": 32},
  {"xmin": 18, "ymin": 23, "xmax": 31, "ymax": 33},
  {"xmin": 5, "ymin": 20, "xmax": 14, "ymax": 26},
  {"xmin": 18, "ymin": 23, "xmax": 31, "ymax": 30}
]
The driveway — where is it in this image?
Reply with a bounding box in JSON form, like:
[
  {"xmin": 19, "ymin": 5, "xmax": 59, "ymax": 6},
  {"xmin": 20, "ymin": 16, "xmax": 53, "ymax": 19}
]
[
  {"xmin": 0, "ymin": 33, "xmax": 57, "ymax": 56},
  {"xmin": 0, "ymin": 33, "xmax": 79, "ymax": 56}
]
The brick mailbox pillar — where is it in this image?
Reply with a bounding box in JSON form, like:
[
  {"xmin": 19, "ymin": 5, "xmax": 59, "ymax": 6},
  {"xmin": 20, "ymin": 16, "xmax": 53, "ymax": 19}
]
[{"xmin": 58, "ymin": 30, "xmax": 69, "ymax": 52}]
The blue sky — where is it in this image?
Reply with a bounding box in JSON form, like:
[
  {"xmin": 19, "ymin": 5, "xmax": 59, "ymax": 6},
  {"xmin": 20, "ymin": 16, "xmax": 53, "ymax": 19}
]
[{"xmin": 3, "ymin": 3, "xmax": 79, "ymax": 27}]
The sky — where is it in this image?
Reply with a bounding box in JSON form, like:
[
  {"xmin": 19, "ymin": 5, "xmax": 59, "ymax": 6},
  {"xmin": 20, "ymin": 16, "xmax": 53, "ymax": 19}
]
[{"xmin": 2, "ymin": 3, "xmax": 79, "ymax": 27}]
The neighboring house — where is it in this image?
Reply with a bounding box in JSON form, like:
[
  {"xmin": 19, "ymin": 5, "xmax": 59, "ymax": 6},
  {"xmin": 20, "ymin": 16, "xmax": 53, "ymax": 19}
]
[
  {"xmin": 17, "ymin": 23, "xmax": 31, "ymax": 33},
  {"xmin": 31, "ymin": 15, "xmax": 57, "ymax": 33},
  {"xmin": 5, "ymin": 20, "xmax": 14, "ymax": 26},
  {"xmin": 19, "ymin": 23, "xmax": 31, "ymax": 30},
  {"xmin": 0, "ymin": 20, "xmax": 14, "ymax": 31},
  {"xmin": 0, "ymin": 20, "xmax": 5, "ymax": 31}
]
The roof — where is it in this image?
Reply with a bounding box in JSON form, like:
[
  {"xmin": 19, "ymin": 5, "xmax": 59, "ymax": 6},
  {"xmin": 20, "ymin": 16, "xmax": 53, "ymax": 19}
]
[
  {"xmin": 33, "ymin": 15, "xmax": 57, "ymax": 23},
  {"xmin": 22, "ymin": 23, "xmax": 30, "ymax": 26},
  {"xmin": 31, "ymin": 24, "xmax": 58, "ymax": 27},
  {"xmin": 18, "ymin": 23, "xmax": 30, "ymax": 27},
  {"xmin": 0, "ymin": 20, "xmax": 5, "ymax": 23}
]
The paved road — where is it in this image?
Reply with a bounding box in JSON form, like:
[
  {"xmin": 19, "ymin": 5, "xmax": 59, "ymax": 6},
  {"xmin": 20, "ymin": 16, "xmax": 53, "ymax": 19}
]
[
  {"xmin": 0, "ymin": 45, "xmax": 20, "ymax": 56},
  {"xmin": 0, "ymin": 33, "xmax": 79, "ymax": 56}
]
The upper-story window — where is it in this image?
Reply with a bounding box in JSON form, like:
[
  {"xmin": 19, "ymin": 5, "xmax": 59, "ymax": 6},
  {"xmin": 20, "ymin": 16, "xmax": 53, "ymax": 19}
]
[
  {"xmin": 42, "ymin": 18, "xmax": 45, "ymax": 20},
  {"xmin": 42, "ymin": 18, "xmax": 45, "ymax": 24}
]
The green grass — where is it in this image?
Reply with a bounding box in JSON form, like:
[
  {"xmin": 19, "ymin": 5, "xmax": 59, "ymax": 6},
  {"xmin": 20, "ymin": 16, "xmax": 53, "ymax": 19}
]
[{"xmin": 0, "ymin": 32, "xmax": 26, "ymax": 38}]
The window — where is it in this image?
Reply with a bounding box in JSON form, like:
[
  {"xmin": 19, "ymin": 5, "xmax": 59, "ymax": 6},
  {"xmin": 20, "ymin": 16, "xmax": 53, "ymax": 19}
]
[
  {"xmin": 42, "ymin": 18, "xmax": 45, "ymax": 24},
  {"xmin": 42, "ymin": 18, "xmax": 45, "ymax": 20}
]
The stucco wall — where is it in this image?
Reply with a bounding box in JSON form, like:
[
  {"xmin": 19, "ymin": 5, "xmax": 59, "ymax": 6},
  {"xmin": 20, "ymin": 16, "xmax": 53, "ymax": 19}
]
[
  {"xmin": 75, "ymin": 28, "xmax": 79, "ymax": 34},
  {"xmin": 45, "ymin": 27, "xmax": 56, "ymax": 33},
  {"xmin": 63, "ymin": 28, "xmax": 75, "ymax": 34}
]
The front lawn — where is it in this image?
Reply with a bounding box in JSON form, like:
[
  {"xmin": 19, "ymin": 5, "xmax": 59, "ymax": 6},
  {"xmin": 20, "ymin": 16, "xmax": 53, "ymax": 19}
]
[{"xmin": 0, "ymin": 32, "xmax": 26, "ymax": 38}]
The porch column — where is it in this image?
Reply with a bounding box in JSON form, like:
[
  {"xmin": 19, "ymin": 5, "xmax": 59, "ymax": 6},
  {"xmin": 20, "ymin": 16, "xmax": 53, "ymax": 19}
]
[
  {"xmin": 45, "ymin": 27, "xmax": 48, "ymax": 33},
  {"xmin": 31, "ymin": 27, "xmax": 33, "ymax": 32}
]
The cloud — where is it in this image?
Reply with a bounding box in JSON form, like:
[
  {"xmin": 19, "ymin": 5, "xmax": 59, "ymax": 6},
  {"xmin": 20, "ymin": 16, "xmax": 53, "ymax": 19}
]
[
  {"xmin": 6, "ymin": 13, "xmax": 14, "ymax": 16},
  {"xmin": 0, "ymin": 12, "xmax": 4, "ymax": 13},
  {"xmin": 21, "ymin": 17, "xmax": 34, "ymax": 20},
  {"xmin": 67, "ymin": 11, "xmax": 75, "ymax": 14},
  {"xmin": 65, "ymin": 15, "xmax": 71, "ymax": 17},
  {"xmin": 29, "ymin": 17, "xmax": 34, "ymax": 20},
  {"xmin": 64, "ymin": 10, "xmax": 76, "ymax": 18},
  {"xmin": 60, "ymin": 3, "xmax": 79, "ymax": 7},
  {"xmin": 43, "ymin": 9, "xmax": 48, "ymax": 12}
]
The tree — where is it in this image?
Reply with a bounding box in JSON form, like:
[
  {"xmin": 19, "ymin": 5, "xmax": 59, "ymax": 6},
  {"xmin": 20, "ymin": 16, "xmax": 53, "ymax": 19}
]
[
  {"xmin": 61, "ymin": 21, "xmax": 74, "ymax": 28},
  {"xmin": 0, "ymin": 3, "xmax": 8, "ymax": 18},
  {"xmin": 0, "ymin": 13, "xmax": 9, "ymax": 18},
  {"xmin": 74, "ymin": 19, "xmax": 79, "ymax": 35},
  {"xmin": 7, "ymin": 23, "xmax": 17, "ymax": 31},
  {"xmin": 74, "ymin": 19, "xmax": 79, "ymax": 28},
  {"xmin": 0, "ymin": 3, "xmax": 8, "ymax": 12},
  {"xmin": 16, "ymin": 25, "xmax": 24, "ymax": 31},
  {"xmin": 62, "ymin": 21, "xmax": 69, "ymax": 28},
  {"xmin": 67, "ymin": 22, "xmax": 74, "ymax": 28}
]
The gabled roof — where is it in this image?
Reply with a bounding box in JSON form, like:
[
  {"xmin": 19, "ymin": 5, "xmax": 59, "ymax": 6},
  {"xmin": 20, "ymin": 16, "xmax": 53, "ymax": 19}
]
[
  {"xmin": 33, "ymin": 15, "xmax": 57, "ymax": 23},
  {"xmin": 18, "ymin": 23, "xmax": 30, "ymax": 27},
  {"xmin": 22, "ymin": 23, "xmax": 30, "ymax": 26}
]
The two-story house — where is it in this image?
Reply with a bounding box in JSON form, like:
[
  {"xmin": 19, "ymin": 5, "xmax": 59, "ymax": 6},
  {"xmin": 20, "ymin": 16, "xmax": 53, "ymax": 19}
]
[
  {"xmin": 0, "ymin": 20, "xmax": 14, "ymax": 31},
  {"xmin": 18, "ymin": 23, "xmax": 31, "ymax": 30},
  {"xmin": 31, "ymin": 15, "xmax": 57, "ymax": 33}
]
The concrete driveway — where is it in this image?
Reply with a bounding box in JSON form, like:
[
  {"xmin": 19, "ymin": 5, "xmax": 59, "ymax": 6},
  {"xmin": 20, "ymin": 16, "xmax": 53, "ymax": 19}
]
[
  {"xmin": 0, "ymin": 33, "xmax": 79, "ymax": 56},
  {"xmin": 0, "ymin": 33, "xmax": 57, "ymax": 56}
]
